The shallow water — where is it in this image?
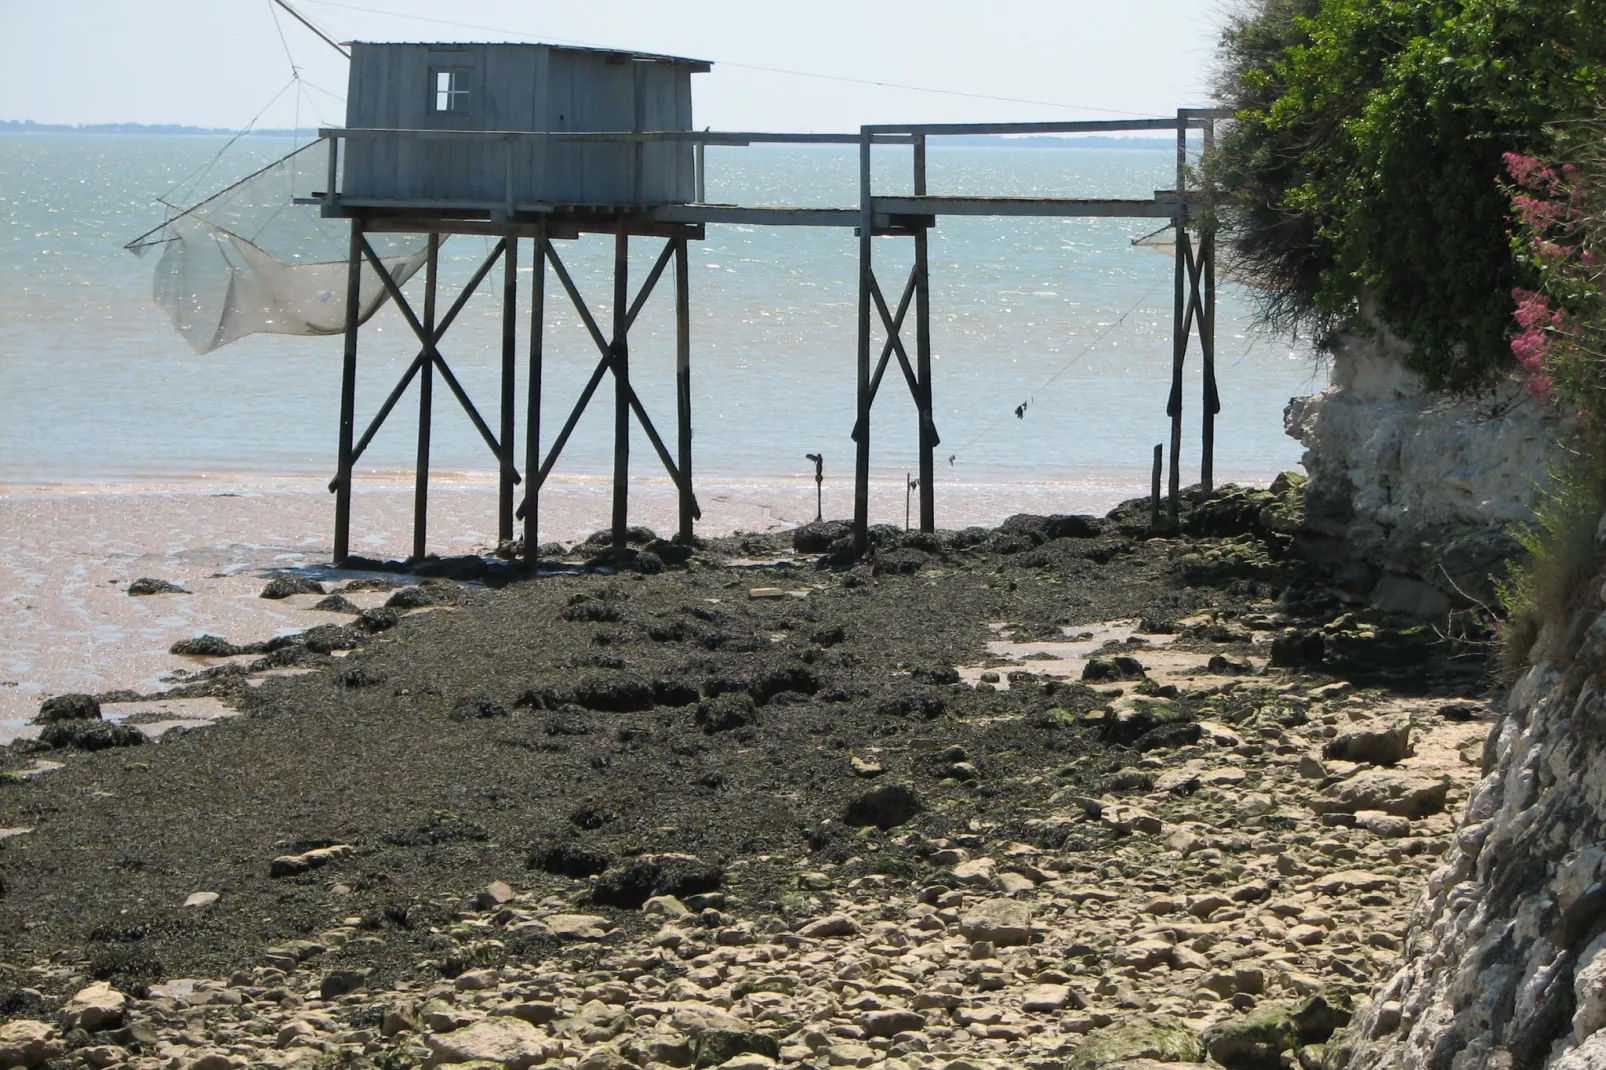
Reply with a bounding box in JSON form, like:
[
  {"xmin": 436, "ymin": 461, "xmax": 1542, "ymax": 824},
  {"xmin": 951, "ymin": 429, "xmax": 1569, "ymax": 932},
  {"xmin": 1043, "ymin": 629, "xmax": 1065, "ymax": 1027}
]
[{"xmin": 0, "ymin": 133, "xmax": 1323, "ymax": 502}]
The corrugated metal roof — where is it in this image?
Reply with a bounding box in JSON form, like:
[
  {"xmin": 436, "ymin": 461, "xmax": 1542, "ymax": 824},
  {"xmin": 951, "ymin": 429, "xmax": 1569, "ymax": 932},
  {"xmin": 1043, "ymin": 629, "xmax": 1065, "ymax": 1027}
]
[{"xmin": 345, "ymin": 41, "xmax": 712, "ymax": 72}]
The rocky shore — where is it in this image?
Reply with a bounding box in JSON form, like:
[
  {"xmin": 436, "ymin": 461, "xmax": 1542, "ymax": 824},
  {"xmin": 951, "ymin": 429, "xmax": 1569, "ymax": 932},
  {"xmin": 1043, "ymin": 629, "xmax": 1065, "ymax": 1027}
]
[{"xmin": 0, "ymin": 484, "xmax": 1496, "ymax": 1070}]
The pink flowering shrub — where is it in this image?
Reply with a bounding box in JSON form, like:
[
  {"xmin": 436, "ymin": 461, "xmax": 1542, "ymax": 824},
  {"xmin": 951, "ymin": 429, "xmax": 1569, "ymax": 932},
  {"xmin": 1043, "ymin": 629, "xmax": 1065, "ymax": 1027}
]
[{"xmin": 1504, "ymin": 142, "xmax": 1606, "ymax": 412}]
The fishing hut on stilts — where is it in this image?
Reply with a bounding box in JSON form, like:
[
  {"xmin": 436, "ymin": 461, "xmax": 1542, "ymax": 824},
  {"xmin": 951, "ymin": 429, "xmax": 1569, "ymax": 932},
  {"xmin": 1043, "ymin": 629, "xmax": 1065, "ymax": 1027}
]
[{"xmin": 131, "ymin": 38, "xmax": 1228, "ymax": 563}]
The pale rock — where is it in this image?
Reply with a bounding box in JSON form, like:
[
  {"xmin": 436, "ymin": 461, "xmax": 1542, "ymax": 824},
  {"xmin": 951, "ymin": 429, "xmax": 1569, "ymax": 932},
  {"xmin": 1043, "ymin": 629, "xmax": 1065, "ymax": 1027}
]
[
  {"xmin": 958, "ymin": 899, "xmax": 1031, "ymax": 947},
  {"xmin": 1323, "ymin": 719, "xmax": 1412, "ymax": 766},
  {"xmin": 1164, "ymin": 828, "xmax": 1206, "ymax": 856},
  {"xmin": 1100, "ymin": 804, "xmax": 1163, "ymax": 836},
  {"xmin": 1186, "ymin": 894, "xmax": 1231, "ymax": 919},
  {"xmin": 542, "ymin": 913, "xmax": 611, "ymax": 940},
  {"xmin": 0, "ymin": 1021, "xmax": 61, "ymax": 1069},
  {"xmin": 1196, "ymin": 721, "xmax": 1244, "ymax": 747},
  {"xmin": 861, "ymin": 1009, "xmax": 926, "ymax": 1037},
  {"xmin": 277, "ymin": 1020, "xmax": 316, "ymax": 1048},
  {"xmin": 642, "ymin": 895, "xmax": 690, "ymax": 917},
  {"xmin": 665, "ymin": 1002, "xmax": 748, "ymax": 1036},
  {"xmin": 994, "ymin": 871, "xmax": 1036, "ymax": 894},
  {"xmin": 950, "ymin": 857, "xmax": 998, "ymax": 886},
  {"xmin": 1113, "ymin": 939, "xmax": 1175, "ymax": 970},
  {"xmin": 1309, "ymin": 769, "xmax": 1450, "ymax": 819},
  {"xmin": 78, "ymin": 1045, "xmax": 126, "ymax": 1069},
  {"xmin": 1576, "ymin": 932, "xmax": 1606, "ymax": 1041},
  {"xmin": 1308, "ymin": 869, "xmax": 1399, "ymax": 896},
  {"xmin": 1142, "ymin": 896, "xmax": 1184, "ymax": 915},
  {"xmin": 1354, "ymin": 809, "xmax": 1413, "ymax": 838},
  {"xmin": 424, "ymin": 1017, "xmax": 558, "ymax": 1068},
  {"xmin": 59, "ymin": 982, "xmax": 125, "ymax": 1033},
  {"xmin": 183, "ymin": 891, "xmax": 220, "ymax": 908},
  {"xmin": 476, "ymin": 880, "xmax": 516, "ymax": 909},
  {"xmin": 1021, "ymin": 984, "xmax": 1074, "ymax": 1012},
  {"xmin": 798, "ymin": 914, "xmax": 859, "ymax": 939}
]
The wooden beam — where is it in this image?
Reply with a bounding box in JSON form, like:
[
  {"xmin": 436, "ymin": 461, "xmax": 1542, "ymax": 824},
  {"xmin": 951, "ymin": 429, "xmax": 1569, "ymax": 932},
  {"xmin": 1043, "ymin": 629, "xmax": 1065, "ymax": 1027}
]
[
  {"xmin": 675, "ymin": 235, "xmax": 694, "ymax": 542},
  {"xmin": 499, "ymin": 237, "xmax": 518, "ymax": 544},
  {"xmin": 854, "ymin": 130, "xmax": 873, "ymax": 554},
  {"xmin": 1167, "ymin": 111, "xmax": 1187, "ymax": 528},
  {"xmin": 415, "ymin": 234, "xmax": 438, "ymax": 561},
  {"xmin": 612, "ymin": 223, "xmax": 630, "ymax": 548},
  {"xmin": 524, "ymin": 227, "xmax": 545, "ymax": 557},
  {"xmin": 913, "ymin": 137, "xmax": 934, "ymax": 533},
  {"xmin": 873, "ymin": 196, "xmax": 1177, "ymax": 219},
  {"xmin": 333, "ymin": 219, "xmax": 363, "ymax": 565}
]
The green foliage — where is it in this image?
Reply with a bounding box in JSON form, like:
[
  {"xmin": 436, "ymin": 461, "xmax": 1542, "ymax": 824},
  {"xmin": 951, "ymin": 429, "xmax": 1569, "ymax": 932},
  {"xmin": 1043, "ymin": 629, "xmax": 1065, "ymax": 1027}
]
[
  {"xmin": 1495, "ymin": 449, "xmax": 1606, "ymax": 679},
  {"xmin": 1212, "ymin": 0, "xmax": 1606, "ymax": 390}
]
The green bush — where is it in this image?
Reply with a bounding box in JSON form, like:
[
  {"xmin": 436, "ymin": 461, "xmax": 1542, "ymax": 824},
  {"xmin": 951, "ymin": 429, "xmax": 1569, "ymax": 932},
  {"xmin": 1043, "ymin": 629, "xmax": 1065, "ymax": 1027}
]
[
  {"xmin": 1211, "ymin": 0, "xmax": 1606, "ymax": 391},
  {"xmin": 1495, "ymin": 450, "xmax": 1606, "ymax": 677}
]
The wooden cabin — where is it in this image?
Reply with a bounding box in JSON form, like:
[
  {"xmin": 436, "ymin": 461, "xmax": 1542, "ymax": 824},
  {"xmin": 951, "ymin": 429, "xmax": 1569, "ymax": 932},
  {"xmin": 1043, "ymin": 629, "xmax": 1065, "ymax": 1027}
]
[{"xmin": 339, "ymin": 42, "xmax": 710, "ymax": 209}]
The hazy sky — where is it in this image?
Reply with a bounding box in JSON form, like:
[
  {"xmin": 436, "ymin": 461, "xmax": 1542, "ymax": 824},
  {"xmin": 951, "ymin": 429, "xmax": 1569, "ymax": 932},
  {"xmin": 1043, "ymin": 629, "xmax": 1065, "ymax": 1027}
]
[{"xmin": 1, "ymin": 1, "xmax": 1230, "ymax": 132}]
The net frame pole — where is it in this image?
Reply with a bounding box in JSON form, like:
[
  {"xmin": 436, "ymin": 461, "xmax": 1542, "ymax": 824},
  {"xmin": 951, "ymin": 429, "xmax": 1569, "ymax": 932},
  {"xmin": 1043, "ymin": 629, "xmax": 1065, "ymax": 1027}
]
[
  {"xmin": 854, "ymin": 128, "xmax": 873, "ymax": 554},
  {"xmin": 612, "ymin": 221, "xmax": 631, "ymax": 548},
  {"xmin": 675, "ymin": 233, "xmax": 694, "ymax": 543},
  {"xmin": 524, "ymin": 225, "xmax": 546, "ymax": 559},
  {"xmin": 414, "ymin": 233, "xmax": 439, "ymax": 561},
  {"xmin": 333, "ymin": 218, "xmax": 363, "ymax": 565},
  {"xmin": 499, "ymin": 235, "xmax": 518, "ymax": 545},
  {"xmin": 913, "ymin": 134, "xmax": 935, "ymax": 533}
]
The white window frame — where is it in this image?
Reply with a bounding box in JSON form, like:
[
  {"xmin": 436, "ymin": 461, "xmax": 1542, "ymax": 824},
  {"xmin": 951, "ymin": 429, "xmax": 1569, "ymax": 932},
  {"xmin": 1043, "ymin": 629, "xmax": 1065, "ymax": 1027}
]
[{"xmin": 431, "ymin": 68, "xmax": 471, "ymax": 115}]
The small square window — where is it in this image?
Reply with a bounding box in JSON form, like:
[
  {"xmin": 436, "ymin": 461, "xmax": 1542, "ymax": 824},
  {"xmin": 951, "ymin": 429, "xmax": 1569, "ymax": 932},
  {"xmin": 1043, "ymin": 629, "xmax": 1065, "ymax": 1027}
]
[{"xmin": 432, "ymin": 69, "xmax": 469, "ymax": 113}]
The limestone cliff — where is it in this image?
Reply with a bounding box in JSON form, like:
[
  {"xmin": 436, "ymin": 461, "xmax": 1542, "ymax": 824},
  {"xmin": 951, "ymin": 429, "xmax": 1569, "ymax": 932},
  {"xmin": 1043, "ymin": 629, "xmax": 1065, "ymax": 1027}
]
[
  {"xmin": 1285, "ymin": 328, "xmax": 1567, "ymax": 616},
  {"xmin": 1326, "ymin": 576, "xmax": 1606, "ymax": 1069}
]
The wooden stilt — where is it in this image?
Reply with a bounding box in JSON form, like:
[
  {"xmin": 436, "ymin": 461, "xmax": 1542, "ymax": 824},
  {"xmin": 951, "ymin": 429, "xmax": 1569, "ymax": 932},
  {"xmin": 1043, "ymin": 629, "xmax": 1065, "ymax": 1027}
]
[
  {"xmin": 498, "ymin": 236, "xmax": 518, "ymax": 544},
  {"xmin": 414, "ymin": 233, "xmax": 438, "ymax": 561},
  {"xmin": 524, "ymin": 227, "xmax": 545, "ymax": 558},
  {"xmin": 854, "ymin": 130, "xmax": 873, "ymax": 554},
  {"xmin": 1200, "ymin": 121, "xmax": 1219, "ymax": 496},
  {"xmin": 612, "ymin": 223, "xmax": 630, "ymax": 548},
  {"xmin": 675, "ymin": 235, "xmax": 694, "ymax": 543},
  {"xmin": 913, "ymin": 135, "xmax": 934, "ymax": 532},
  {"xmin": 1166, "ymin": 111, "xmax": 1187, "ymax": 529},
  {"xmin": 333, "ymin": 218, "xmax": 363, "ymax": 565}
]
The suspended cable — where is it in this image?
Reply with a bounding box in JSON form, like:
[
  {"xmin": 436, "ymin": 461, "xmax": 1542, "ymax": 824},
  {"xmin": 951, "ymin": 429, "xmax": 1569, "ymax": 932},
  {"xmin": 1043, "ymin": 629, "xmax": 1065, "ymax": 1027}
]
[
  {"xmin": 947, "ymin": 275, "xmax": 1167, "ymax": 459},
  {"xmin": 297, "ymin": 0, "xmax": 1156, "ymax": 118}
]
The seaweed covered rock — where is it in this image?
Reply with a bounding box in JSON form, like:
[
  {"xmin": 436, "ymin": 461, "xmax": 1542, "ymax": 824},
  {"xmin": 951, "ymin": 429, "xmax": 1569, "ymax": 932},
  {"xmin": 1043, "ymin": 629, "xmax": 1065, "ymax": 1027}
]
[
  {"xmin": 842, "ymin": 783, "xmax": 922, "ymax": 830},
  {"xmin": 36, "ymin": 694, "xmax": 100, "ymax": 723},
  {"xmin": 40, "ymin": 720, "xmax": 144, "ymax": 751},
  {"xmin": 1063, "ymin": 1014, "xmax": 1204, "ymax": 1069},
  {"xmin": 589, "ymin": 855, "xmax": 722, "ymax": 909}
]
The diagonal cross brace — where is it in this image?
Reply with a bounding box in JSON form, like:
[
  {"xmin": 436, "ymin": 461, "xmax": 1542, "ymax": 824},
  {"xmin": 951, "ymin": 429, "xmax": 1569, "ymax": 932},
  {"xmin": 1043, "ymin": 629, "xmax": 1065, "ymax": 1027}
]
[
  {"xmin": 851, "ymin": 266, "xmax": 916, "ymax": 442},
  {"xmin": 357, "ymin": 235, "xmax": 521, "ymax": 480},
  {"xmin": 853, "ymin": 267, "xmax": 941, "ymax": 447},
  {"xmin": 1166, "ymin": 229, "xmax": 1217, "ymax": 418},
  {"xmin": 515, "ymin": 238, "xmax": 702, "ymax": 522},
  {"xmin": 328, "ymin": 240, "xmax": 507, "ymax": 492}
]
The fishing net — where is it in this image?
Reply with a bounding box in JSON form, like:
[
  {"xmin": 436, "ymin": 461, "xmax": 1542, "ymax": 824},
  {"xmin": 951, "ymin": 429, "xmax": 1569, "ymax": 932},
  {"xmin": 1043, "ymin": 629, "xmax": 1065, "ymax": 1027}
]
[{"xmin": 126, "ymin": 140, "xmax": 430, "ymax": 354}]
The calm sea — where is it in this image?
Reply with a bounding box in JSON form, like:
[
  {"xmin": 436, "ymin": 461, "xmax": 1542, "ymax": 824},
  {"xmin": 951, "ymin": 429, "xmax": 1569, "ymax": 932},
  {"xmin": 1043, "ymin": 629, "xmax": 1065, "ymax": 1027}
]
[{"xmin": 0, "ymin": 133, "xmax": 1323, "ymax": 507}]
